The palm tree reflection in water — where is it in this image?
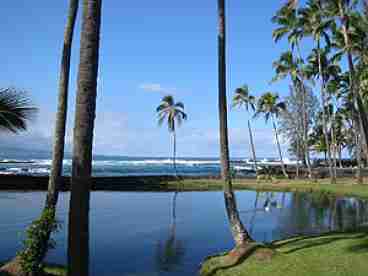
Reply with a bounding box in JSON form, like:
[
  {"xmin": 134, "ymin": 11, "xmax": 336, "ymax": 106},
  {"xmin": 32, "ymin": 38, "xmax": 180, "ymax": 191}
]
[{"xmin": 155, "ymin": 192, "xmax": 185, "ymax": 273}]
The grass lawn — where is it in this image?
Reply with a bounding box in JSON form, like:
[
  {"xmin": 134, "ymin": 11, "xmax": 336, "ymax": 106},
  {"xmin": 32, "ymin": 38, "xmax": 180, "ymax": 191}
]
[
  {"xmin": 200, "ymin": 230, "xmax": 368, "ymax": 276},
  {"xmin": 168, "ymin": 177, "xmax": 368, "ymax": 198}
]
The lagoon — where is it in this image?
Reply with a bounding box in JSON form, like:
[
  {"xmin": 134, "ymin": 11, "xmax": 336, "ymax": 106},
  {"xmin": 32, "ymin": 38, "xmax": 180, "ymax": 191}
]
[{"xmin": 1, "ymin": 190, "xmax": 367, "ymax": 276}]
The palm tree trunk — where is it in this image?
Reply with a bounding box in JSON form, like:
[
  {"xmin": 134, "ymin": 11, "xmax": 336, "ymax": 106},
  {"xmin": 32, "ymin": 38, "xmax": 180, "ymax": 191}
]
[
  {"xmin": 4, "ymin": 2, "xmax": 79, "ymax": 274},
  {"xmin": 317, "ymin": 44, "xmax": 336, "ymax": 184},
  {"xmin": 338, "ymin": 144, "xmax": 343, "ymax": 169},
  {"xmin": 295, "ymin": 45, "xmax": 313, "ymax": 179},
  {"xmin": 331, "ymin": 114, "xmax": 338, "ymax": 181},
  {"xmin": 67, "ymin": 1, "xmax": 102, "ymax": 276},
  {"xmin": 218, "ymin": 0, "xmax": 252, "ymax": 246},
  {"xmin": 272, "ymin": 117, "xmax": 288, "ymax": 178},
  {"xmin": 173, "ymin": 130, "xmax": 177, "ymax": 177},
  {"xmin": 338, "ymin": 1, "xmax": 368, "ymax": 154},
  {"xmin": 47, "ymin": 0, "xmax": 79, "ymax": 209},
  {"xmin": 355, "ymin": 130, "xmax": 363, "ymax": 184},
  {"xmin": 295, "ymin": 135, "xmax": 300, "ymax": 179},
  {"xmin": 248, "ymin": 120, "xmax": 258, "ymax": 175}
]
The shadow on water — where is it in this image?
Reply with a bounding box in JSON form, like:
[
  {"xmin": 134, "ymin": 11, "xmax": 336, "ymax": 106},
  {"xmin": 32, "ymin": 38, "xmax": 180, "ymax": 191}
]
[{"xmin": 155, "ymin": 192, "xmax": 186, "ymax": 274}]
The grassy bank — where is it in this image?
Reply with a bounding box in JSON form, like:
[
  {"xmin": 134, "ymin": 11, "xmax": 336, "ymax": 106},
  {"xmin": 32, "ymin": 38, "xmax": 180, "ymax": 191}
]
[
  {"xmin": 0, "ymin": 263, "xmax": 66, "ymax": 276},
  {"xmin": 200, "ymin": 229, "xmax": 368, "ymax": 276},
  {"xmin": 169, "ymin": 178, "xmax": 368, "ymax": 198}
]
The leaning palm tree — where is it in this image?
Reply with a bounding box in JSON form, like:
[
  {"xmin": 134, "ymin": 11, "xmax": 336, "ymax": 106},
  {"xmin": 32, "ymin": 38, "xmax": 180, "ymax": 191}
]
[
  {"xmin": 0, "ymin": 88, "xmax": 37, "ymax": 133},
  {"xmin": 156, "ymin": 95, "xmax": 187, "ymax": 177},
  {"xmin": 67, "ymin": 0, "xmax": 102, "ymax": 275},
  {"xmin": 232, "ymin": 85, "xmax": 258, "ymax": 174},
  {"xmin": 255, "ymin": 92, "xmax": 289, "ymax": 178},
  {"xmin": 217, "ymin": 0, "xmax": 253, "ymax": 251},
  {"xmin": 47, "ymin": 0, "xmax": 79, "ymax": 210},
  {"xmin": 8, "ymin": 2, "xmax": 80, "ymax": 275}
]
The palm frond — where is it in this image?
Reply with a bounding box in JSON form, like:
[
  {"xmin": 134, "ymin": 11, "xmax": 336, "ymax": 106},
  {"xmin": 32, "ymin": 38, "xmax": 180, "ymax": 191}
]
[{"xmin": 0, "ymin": 88, "xmax": 37, "ymax": 133}]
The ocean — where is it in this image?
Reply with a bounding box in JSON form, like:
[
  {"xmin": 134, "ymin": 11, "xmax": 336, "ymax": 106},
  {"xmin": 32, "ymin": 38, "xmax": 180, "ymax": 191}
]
[{"xmin": 0, "ymin": 155, "xmax": 258, "ymax": 177}]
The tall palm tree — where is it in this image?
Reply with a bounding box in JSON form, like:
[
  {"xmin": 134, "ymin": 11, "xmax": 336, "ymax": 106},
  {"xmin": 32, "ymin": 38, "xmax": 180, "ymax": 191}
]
[
  {"xmin": 272, "ymin": 51, "xmax": 313, "ymax": 178},
  {"xmin": 47, "ymin": 0, "xmax": 79, "ymax": 209},
  {"xmin": 217, "ymin": 0, "xmax": 253, "ymax": 249},
  {"xmin": 300, "ymin": 0, "xmax": 339, "ymax": 183},
  {"xmin": 232, "ymin": 85, "xmax": 258, "ymax": 174},
  {"xmin": 272, "ymin": 4, "xmax": 313, "ymax": 178},
  {"xmin": 327, "ymin": 0, "xmax": 368, "ymax": 153},
  {"xmin": 305, "ymin": 46, "xmax": 340, "ymax": 183},
  {"xmin": 67, "ymin": 0, "xmax": 102, "ymax": 275},
  {"xmin": 12, "ymin": 2, "xmax": 80, "ymax": 274},
  {"xmin": 0, "ymin": 88, "xmax": 37, "ymax": 133},
  {"xmin": 156, "ymin": 95, "xmax": 187, "ymax": 177},
  {"xmin": 255, "ymin": 92, "xmax": 289, "ymax": 178}
]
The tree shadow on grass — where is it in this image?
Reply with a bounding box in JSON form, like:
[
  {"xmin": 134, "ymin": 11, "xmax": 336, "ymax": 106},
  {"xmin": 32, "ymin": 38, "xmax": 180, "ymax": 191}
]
[{"xmin": 270, "ymin": 230, "xmax": 368, "ymax": 255}]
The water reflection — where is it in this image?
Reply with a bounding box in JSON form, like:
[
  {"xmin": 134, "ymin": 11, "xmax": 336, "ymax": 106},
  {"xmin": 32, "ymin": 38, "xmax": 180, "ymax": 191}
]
[
  {"xmin": 155, "ymin": 192, "xmax": 185, "ymax": 273},
  {"xmin": 243, "ymin": 192, "xmax": 368, "ymax": 242},
  {"xmin": 1, "ymin": 191, "xmax": 368, "ymax": 276}
]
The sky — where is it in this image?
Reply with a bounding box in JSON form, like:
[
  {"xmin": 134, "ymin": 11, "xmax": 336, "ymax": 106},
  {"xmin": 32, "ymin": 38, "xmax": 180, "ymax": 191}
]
[{"xmin": 0, "ymin": 0, "xmax": 304, "ymax": 158}]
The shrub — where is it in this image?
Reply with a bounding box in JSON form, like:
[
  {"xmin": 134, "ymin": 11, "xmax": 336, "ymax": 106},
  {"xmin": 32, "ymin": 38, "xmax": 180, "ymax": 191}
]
[{"xmin": 17, "ymin": 208, "xmax": 60, "ymax": 274}]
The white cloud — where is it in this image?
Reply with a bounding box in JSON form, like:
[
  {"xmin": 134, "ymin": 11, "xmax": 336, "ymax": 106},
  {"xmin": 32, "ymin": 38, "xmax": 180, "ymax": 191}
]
[{"xmin": 138, "ymin": 83, "xmax": 177, "ymax": 94}]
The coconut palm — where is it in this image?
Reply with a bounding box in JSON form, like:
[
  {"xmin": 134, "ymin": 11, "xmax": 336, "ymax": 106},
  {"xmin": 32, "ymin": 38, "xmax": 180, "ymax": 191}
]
[
  {"xmin": 272, "ymin": 3, "xmax": 313, "ymax": 178},
  {"xmin": 47, "ymin": 0, "xmax": 79, "ymax": 209},
  {"xmin": 305, "ymin": 46, "xmax": 340, "ymax": 183},
  {"xmin": 67, "ymin": 0, "xmax": 102, "ymax": 275},
  {"xmin": 156, "ymin": 95, "xmax": 187, "ymax": 177},
  {"xmin": 255, "ymin": 92, "xmax": 289, "ymax": 178},
  {"xmin": 0, "ymin": 88, "xmax": 37, "ymax": 133},
  {"xmin": 232, "ymin": 85, "xmax": 258, "ymax": 174},
  {"xmin": 10, "ymin": 2, "xmax": 80, "ymax": 275},
  {"xmin": 325, "ymin": 0, "xmax": 368, "ymax": 153},
  {"xmin": 300, "ymin": 0, "xmax": 339, "ymax": 183},
  {"xmin": 217, "ymin": 0, "xmax": 253, "ymax": 249}
]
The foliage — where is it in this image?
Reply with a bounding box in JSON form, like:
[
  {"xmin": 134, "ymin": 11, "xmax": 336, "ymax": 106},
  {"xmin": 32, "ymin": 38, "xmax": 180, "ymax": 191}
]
[
  {"xmin": 0, "ymin": 88, "xmax": 37, "ymax": 133},
  {"xmin": 156, "ymin": 95, "xmax": 187, "ymax": 132},
  {"xmin": 279, "ymin": 85, "xmax": 320, "ymax": 159},
  {"xmin": 254, "ymin": 92, "xmax": 286, "ymax": 122},
  {"xmin": 17, "ymin": 208, "xmax": 60, "ymax": 274}
]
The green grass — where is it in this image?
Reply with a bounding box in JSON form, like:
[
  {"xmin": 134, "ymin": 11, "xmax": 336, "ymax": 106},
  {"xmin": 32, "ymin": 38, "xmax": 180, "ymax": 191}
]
[
  {"xmin": 200, "ymin": 230, "xmax": 368, "ymax": 276},
  {"xmin": 168, "ymin": 178, "xmax": 368, "ymax": 198}
]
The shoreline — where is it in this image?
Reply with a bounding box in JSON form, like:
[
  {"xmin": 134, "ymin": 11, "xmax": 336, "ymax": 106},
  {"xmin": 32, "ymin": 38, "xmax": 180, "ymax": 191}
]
[{"xmin": 1, "ymin": 175, "xmax": 368, "ymax": 198}]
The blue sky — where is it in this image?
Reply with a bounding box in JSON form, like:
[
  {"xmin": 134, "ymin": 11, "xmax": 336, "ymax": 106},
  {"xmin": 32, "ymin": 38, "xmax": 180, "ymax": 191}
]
[{"xmin": 0, "ymin": 0, "xmax": 305, "ymax": 158}]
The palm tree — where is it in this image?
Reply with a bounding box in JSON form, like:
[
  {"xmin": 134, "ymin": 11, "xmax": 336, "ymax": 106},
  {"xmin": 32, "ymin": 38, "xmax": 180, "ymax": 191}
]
[
  {"xmin": 327, "ymin": 0, "xmax": 368, "ymax": 154},
  {"xmin": 305, "ymin": 46, "xmax": 340, "ymax": 183},
  {"xmin": 300, "ymin": 0, "xmax": 339, "ymax": 183},
  {"xmin": 156, "ymin": 95, "xmax": 187, "ymax": 177},
  {"xmin": 0, "ymin": 88, "xmax": 37, "ymax": 133},
  {"xmin": 255, "ymin": 92, "xmax": 289, "ymax": 178},
  {"xmin": 272, "ymin": 4, "xmax": 313, "ymax": 178},
  {"xmin": 232, "ymin": 85, "xmax": 258, "ymax": 174},
  {"xmin": 47, "ymin": 0, "xmax": 79, "ymax": 209},
  {"xmin": 11, "ymin": 2, "xmax": 80, "ymax": 274},
  {"xmin": 272, "ymin": 51, "xmax": 313, "ymax": 178},
  {"xmin": 67, "ymin": 0, "xmax": 102, "ymax": 275},
  {"xmin": 217, "ymin": 0, "xmax": 253, "ymax": 249}
]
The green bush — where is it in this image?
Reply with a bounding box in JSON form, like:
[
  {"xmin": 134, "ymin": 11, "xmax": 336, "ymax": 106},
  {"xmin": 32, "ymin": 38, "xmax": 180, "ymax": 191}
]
[{"xmin": 17, "ymin": 208, "xmax": 60, "ymax": 274}]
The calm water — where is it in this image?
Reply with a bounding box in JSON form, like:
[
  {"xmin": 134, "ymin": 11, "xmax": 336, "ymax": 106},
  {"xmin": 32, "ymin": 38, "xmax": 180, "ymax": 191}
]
[{"xmin": 1, "ymin": 190, "xmax": 367, "ymax": 275}]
